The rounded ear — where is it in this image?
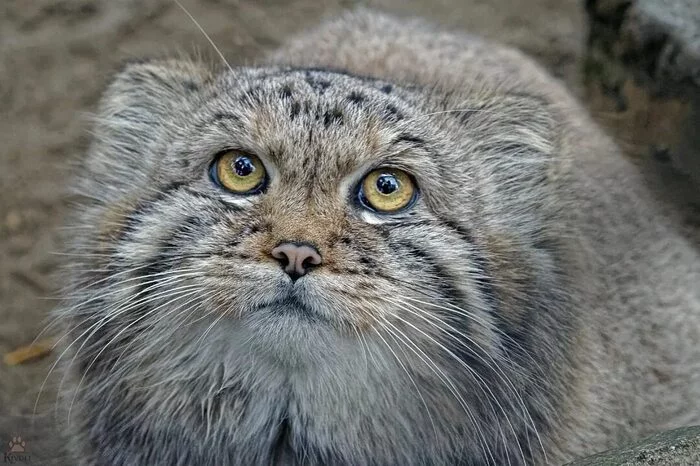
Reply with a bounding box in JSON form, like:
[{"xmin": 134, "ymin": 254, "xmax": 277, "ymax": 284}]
[
  {"xmin": 462, "ymin": 92, "xmax": 560, "ymax": 240},
  {"xmin": 95, "ymin": 58, "xmax": 212, "ymax": 152},
  {"xmin": 82, "ymin": 59, "xmax": 212, "ymax": 194},
  {"xmin": 104, "ymin": 57, "xmax": 211, "ymax": 106}
]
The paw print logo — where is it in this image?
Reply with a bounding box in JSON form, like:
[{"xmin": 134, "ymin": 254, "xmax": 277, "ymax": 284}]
[{"xmin": 7, "ymin": 436, "xmax": 26, "ymax": 453}]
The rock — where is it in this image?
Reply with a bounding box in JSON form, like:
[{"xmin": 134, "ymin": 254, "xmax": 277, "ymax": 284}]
[
  {"xmin": 585, "ymin": 0, "xmax": 700, "ymax": 184},
  {"xmin": 567, "ymin": 426, "xmax": 700, "ymax": 466}
]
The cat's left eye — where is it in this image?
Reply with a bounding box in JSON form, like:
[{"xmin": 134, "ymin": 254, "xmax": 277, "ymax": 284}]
[
  {"xmin": 358, "ymin": 168, "xmax": 417, "ymax": 213},
  {"xmin": 211, "ymin": 151, "xmax": 267, "ymax": 194}
]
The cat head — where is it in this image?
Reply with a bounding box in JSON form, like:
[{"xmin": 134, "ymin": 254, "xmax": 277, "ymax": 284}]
[{"xmin": 65, "ymin": 57, "xmax": 566, "ymax": 380}]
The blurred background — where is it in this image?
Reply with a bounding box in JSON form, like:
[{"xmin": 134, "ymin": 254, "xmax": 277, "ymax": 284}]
[{"xmin": 1, "ymin": 0, "xmax": 698, "ymax": 462}]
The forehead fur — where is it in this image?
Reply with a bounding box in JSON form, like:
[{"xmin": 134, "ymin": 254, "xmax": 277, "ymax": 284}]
[
  {"xmin": 85, "ymin": 58, "xmax": 555, "ymax": 239},
  {"xmin": 92, "ymin": 62, "xmax": 485, "ymax": 211},
  {"xmin": 202, "ymin": 69, "xmax": 429, "ymax": 188}
]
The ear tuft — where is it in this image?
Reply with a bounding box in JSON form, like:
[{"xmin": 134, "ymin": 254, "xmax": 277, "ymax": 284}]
[
  {"xmin": 83, "ymin": 58, "xmax": 212, "ymax": 195},
  {"xmin": 464, "ymin": 91, "xmax": 561, "ymax": 240},
  {"xmin": 107, "ymin": 58, "xmax": 211, "ymax": 103},
  {"xmin": 93, "ymin": 57, "xmax": 211, "ymax": 151}
]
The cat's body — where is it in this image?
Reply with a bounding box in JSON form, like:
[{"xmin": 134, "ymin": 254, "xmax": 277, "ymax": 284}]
[{"xmin": 58, "ymin": 9, "xmax": 700, "ymax": 466}]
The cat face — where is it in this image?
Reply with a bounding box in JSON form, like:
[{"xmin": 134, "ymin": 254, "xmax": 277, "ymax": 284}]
[
  {"xmin": 69, "ymin": 58, "xmax": 562, "ymax": 365},
  {"xmin": 72, "ymin": 61, "xmax": 501, "ymax": 359}
]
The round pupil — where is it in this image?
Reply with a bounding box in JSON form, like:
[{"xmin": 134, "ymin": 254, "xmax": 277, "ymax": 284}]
[
  {"xmin": 234, "ymin": 157, "xmax": 255, "ymax": 177},
  {"xmin": 376, "ymin": 174, "xmax": 399, "ymax": 195}
]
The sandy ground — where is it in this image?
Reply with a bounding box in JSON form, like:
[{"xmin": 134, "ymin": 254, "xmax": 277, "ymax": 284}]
[{"xmin": 1, "ymin": 0, "xmax": 698, "ymax": 463}]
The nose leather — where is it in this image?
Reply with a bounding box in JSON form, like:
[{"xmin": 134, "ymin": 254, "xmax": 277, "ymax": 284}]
[{"xmin": 271, "ymin": 242, "xmax": 322, "ymax": 281}]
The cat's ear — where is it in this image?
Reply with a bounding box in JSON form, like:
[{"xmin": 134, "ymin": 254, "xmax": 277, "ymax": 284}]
[
  {"xmin": 467, "ymin": 92, "xmax": 560, "ymax": 240},
  {"xmin": 94, "ymin": 58, "xmax": 212, "ymax": 152},
  {"xmin": 81, "ymin": 58, "xmax": 213, "ymax": 195},
  {"xmin": 103, "ymin": 57, "xmax": 211, "ymax": 109}
]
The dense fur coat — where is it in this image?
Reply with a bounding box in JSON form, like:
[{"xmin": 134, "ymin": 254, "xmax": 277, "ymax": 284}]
[{"xmin": 56, "ymin": 9, "xmax": 700, "ymax": 465}]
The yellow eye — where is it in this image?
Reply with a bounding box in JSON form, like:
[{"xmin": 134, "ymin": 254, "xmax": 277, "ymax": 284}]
[
  {"xmin": 213, "ymin": 151, "xmax": 267, "ymax": 194},
  {"xmin": 359, "ymin": 168, "xmax": 416, "ymax": 213}
]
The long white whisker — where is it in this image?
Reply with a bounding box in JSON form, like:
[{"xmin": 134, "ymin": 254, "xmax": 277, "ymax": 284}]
[
  {"xmin": 36, "ymin": 277, "xmax": 200, "ymax": 418},
  {"xmin": 66, "ymin": 286, "xmax": 204, "ymax": 423},
  {"xmin": 376, "ymin": 316, "xmax": 494, "ymax": 462},
  {"xmin": 56, "ymin": 286, "xmax": 208, "ymax": 418},
  {"xmin": 369, "ymin": 323, "xmax": 438, "ymax": 442},
  {"xmin": 397, "ymin": 291, "xmax": 547, "ymax": 385},
  {"xmin": 194, "ymin": 309, "xmax": 228, "ymax": 348},
  {"xmin": 48, "ymin": 273, "xmax": 201, "ymax": 374},
  {"xmin": 396, "ymin": 296, "xmax": 546, "ymax": 462},
  {"xmin": 108, "ymin": 288, "xmax": 216, "ymax": 387},
  {"xmin": 173, "ymin": 0, "xmax": 234, "ymax": 74},
  {"xmin": 351, "ymin": 325, "xmax": 370, "ymax": 378},
  {"xmin": 383, "ymin": 297, "xmax": 523, "ymax": 465},
  {"xmin": 52, "ymin": 282, "xmax": 203, "ymax": 412},
  {"xmin": 58, "ymin": 269, "xmax": 202, "ymax": 317},
  {"xmin": 34, "ymin": 266, "xmax": 200, "ymax": 346}
]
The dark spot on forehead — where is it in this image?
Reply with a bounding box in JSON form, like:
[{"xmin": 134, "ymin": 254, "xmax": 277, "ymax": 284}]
[
  {"xmin": 356, "ymin": 281, "xmax": 377, "ymax": 291},
  {"xmin": 359, "ymin": 256, "xmax": 376, "ymax": 268},
  {"xmin": 363, "ymin": 266, "xmax": 380, "ymax": 276},
  {"xmin": 302, "ymin": 100, "xmax": 313, "ymax": 116},
  {"xmin": 381, "ymin": 84, "xmax": 393, "ymax": 94},
  {"xmin": 304, "ymin": 72, "xmax": 331, "ymax": 94},
  {"xmin": 299, "ymin": 153, "xmax": 312, "ymax": 171},
  {"xmin": 383, "ymin": 104, "xmax": 404, "ymax": 122},
  {"xmin": 212, "ymin": 112, "xmax": 239, "ymax": 124},
  {"xmin": 323, "ymin": 108, "xmax": 344, "ymax": 128},
  {"xmin": 280, "ymin": 84, "xmax": 293, "ymax": 99},
  {"xmin": 183, "ymin": 80, "xmax": 199, "ymax": 92},
  {"xmin": 290, "ymin": 101, "xmax": 301, "ymax": 120},
  {"xmin": 347, "ymin": 91, "xmax": 365, "ymax": 105},
  {"xmin": 392, "ymin": 133, "xmax": 425, "ymax": 146}
]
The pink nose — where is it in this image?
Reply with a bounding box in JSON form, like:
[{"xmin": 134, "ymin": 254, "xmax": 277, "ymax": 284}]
[{"xmin": 271, "ymin": 242, "xmax": 322, "ymax": 281}]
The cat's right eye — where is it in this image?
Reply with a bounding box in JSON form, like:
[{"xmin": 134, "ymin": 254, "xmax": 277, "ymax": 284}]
[{"xmin": 210, "ymin": 151, "xmax": 267, "ymax": 194}]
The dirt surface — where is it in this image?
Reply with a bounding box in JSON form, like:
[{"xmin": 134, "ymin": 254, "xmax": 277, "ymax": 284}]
[{"xmin": 1, "ymin": 0, "xmax": 697, "ymax": 463}]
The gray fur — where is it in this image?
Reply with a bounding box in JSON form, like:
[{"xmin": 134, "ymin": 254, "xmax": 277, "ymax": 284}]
[{"xmin": 56, "ymin": 9, "xmax": 700, "ymax": 465}]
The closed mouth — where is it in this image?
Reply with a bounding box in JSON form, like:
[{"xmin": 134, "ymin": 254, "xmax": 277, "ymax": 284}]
[{"xmin": 254, "ymin": 294, "xmax": 324, "ymax": 323}]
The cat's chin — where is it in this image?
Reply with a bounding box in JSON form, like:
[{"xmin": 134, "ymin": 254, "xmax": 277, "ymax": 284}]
[{"xmin": 236, "ymin": 300, "xmax": 344, "ymax": 366}]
